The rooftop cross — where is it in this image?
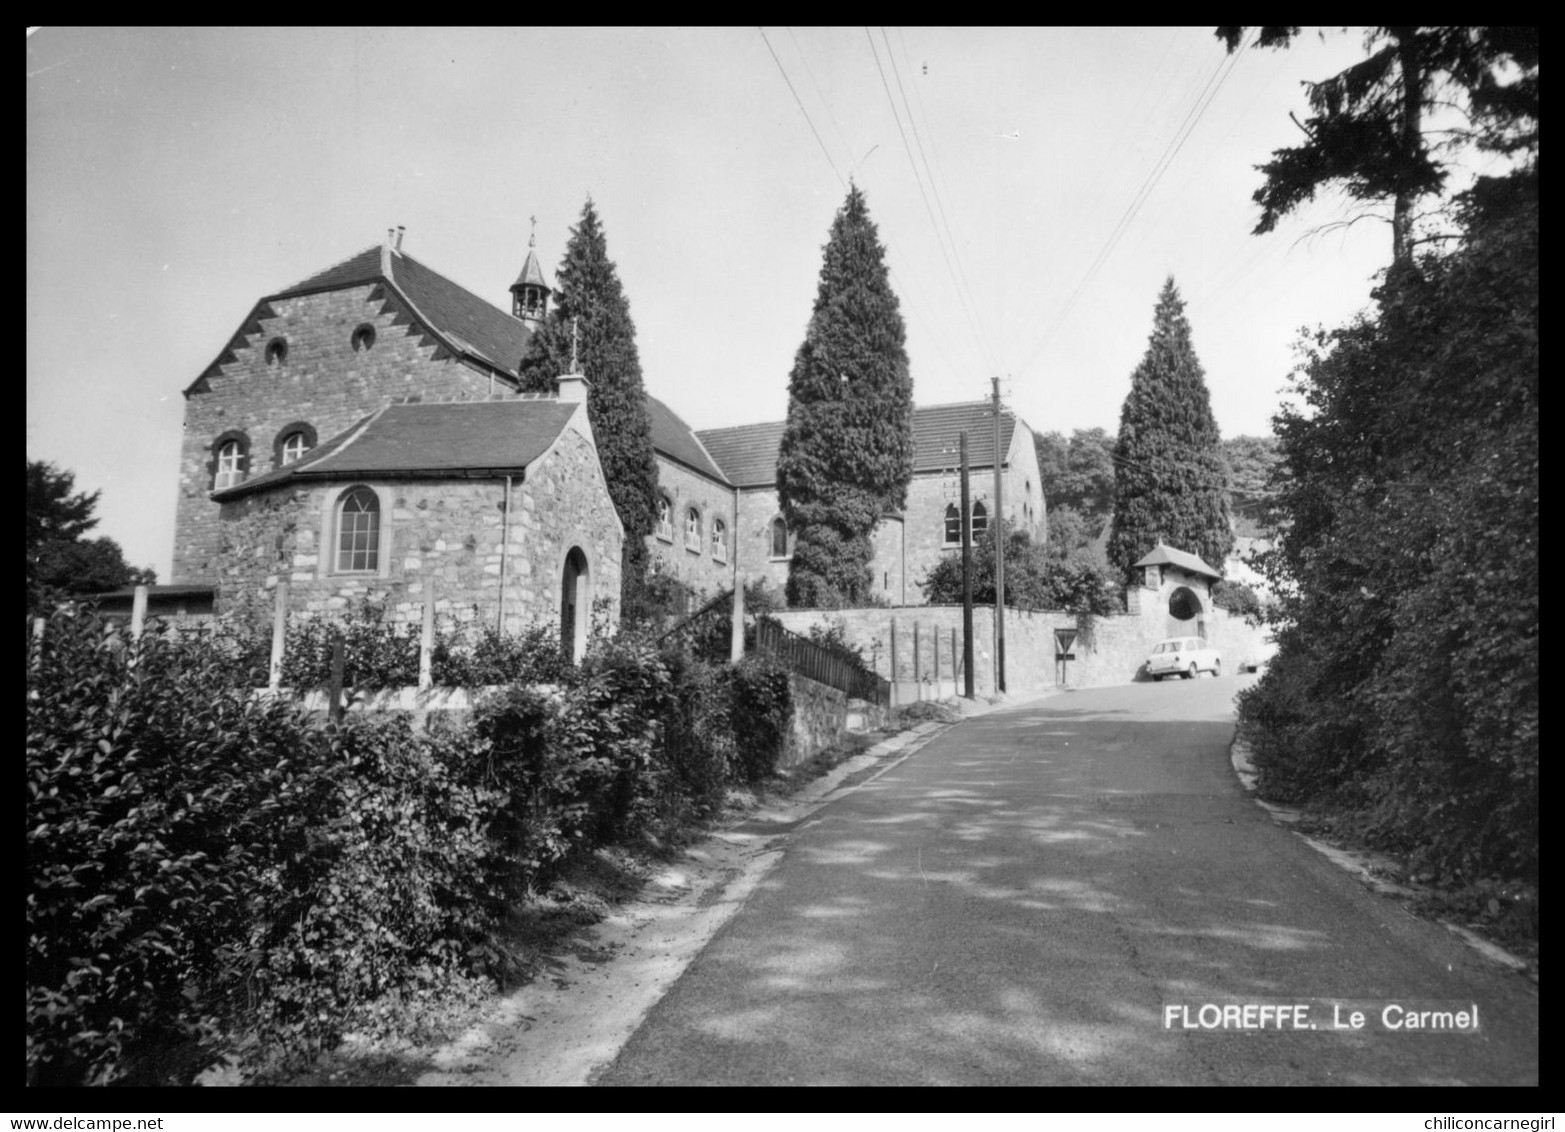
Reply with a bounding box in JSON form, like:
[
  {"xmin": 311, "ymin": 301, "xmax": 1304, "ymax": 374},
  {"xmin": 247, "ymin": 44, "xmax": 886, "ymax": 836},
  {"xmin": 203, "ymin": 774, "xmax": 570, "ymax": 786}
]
[{"xmin": 529, "ymin": 215, "xmax": 537, "ymax": 248}]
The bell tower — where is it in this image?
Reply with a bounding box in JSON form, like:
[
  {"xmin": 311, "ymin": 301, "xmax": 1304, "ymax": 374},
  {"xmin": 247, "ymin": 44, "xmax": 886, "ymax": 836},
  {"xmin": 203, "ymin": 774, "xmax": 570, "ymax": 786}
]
[{"xmin": 510, "ymin": 216, "xmax": 551, "ymax": 326}]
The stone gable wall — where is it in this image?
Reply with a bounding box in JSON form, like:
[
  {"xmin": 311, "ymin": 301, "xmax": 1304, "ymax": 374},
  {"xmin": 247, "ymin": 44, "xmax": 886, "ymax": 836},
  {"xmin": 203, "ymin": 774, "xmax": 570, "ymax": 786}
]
[
  {"xmin": 213, "ymin": 427, "xmax": 621, "ymax": 641},
  {"xmin": 174, "ymin": 284, "xmax": 504, "ymax": 583}
]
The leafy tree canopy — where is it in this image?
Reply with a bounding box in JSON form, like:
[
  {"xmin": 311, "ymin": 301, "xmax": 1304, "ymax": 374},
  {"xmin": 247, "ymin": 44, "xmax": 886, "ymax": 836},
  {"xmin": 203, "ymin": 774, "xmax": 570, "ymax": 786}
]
[
  {"xmin": 1033, "ymin": 427, "xmax": 1117, "ymax": 521},
  {"xmin": 27, "ymin": 461, "xmax": 153, "ymax": 614},
  {"xmin": 517, "ymin": 198, "xmax": 660, "ymax": 607},
  {"xmin": 1238, "ymin": 159, "xmax": 1537, "ymax": 888},
  {"xmin": 777, "ymin": 184, "xmax": 914, "ymax": 607},
  {"xmin": 1218, "ymin": 26, "xmax": 1539, "ymax": 265},
  {"xmin": 920, "ymin": 520, "xmax": 1120, "ymax": 617}
]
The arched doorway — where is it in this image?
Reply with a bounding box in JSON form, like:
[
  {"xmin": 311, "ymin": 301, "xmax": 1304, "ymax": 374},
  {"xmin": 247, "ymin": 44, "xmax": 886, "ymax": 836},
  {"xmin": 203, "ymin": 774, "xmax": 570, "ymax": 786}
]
[
  {"xmin": 560, "ymin": 547, "xmax": 590, "ymax": 664},
  {"xmin": 1167, "ymin": 584, "xmax": 1206, "ymax": 639}
]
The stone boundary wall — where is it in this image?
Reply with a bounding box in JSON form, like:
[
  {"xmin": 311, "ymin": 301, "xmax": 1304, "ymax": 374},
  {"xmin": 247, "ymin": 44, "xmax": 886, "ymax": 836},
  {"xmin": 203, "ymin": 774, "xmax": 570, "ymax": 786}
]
[
  {"xmin": 772, "ymin": 600, "xmax": 1275, "ymax": 699},
  {"xmin": 782, "ymin": 673, "xmax": 847, "ymax": 770}
]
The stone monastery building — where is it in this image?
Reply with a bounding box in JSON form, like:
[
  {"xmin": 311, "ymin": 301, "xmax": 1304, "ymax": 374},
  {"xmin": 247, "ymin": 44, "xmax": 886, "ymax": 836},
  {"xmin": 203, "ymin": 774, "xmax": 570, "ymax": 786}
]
[{"xmin": 171, "ymin": 230, "xmax": 1045, "ymax": 648}]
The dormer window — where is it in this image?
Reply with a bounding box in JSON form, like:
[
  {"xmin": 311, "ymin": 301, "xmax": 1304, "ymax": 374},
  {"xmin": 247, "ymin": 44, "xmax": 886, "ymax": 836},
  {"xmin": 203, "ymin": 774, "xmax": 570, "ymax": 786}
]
[
  {"xmin": 265, "ymin": 337, "xmax": 288, "ymax": 365},
  {"xmin": 351, "ymin": 323, "xmax": 376, "ymax": 352}
]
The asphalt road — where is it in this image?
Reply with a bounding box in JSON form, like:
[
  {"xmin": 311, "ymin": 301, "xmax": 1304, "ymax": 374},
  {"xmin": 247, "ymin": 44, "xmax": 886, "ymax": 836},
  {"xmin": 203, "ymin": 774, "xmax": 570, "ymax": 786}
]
[{"xmin": 597, "ymin": 675, "xmax": 1539, "ymax": 1086}]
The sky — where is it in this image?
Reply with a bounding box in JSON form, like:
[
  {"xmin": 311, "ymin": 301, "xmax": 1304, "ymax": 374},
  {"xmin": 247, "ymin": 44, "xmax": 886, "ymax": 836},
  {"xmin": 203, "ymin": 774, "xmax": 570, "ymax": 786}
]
[{"xmin": 28, "ymin": 27, "xmax": 1403, "ymax": 582}]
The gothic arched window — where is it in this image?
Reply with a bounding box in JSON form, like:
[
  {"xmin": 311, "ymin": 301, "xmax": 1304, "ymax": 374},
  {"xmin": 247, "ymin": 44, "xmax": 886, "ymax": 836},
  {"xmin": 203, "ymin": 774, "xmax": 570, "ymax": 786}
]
[{"xmin": 335, "ymin": 487, "xmax": 381, "ymax": 573}]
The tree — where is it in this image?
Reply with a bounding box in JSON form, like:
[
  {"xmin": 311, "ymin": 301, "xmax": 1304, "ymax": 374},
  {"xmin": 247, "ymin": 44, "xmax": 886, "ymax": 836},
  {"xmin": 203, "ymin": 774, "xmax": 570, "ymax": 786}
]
[
  {"xmin": 1223, "ymin": 434, "xmax": 1286, "ymax": 535},
  {"xmin": 776, "ymin": 185, "xmax": 914, "ymax": 607},
  {"xmin": 1238, "ymin": 169, "xmax": 1537, "ymax": 889},
  {"xmin": 1107, "ymin": 279, "xmax": 1232, "ymax": 583},
  {"xmin": 1033, "ymin": 427, "xmax": 1117, "ymax": 522},
  {"xmin": 518, "ymin": 199, "xmax": 660, "ymax": 610},
  {"xmin": 920, "ymin": 521, "xmax": 1119, "ymax": 616},
  {"xmin": 1218, "ymin": 26, "xmax": 1540, "ymax": 267},
  {"xmin": 27, "ymin": 461, "xmax": 154, "ymax": 614}
]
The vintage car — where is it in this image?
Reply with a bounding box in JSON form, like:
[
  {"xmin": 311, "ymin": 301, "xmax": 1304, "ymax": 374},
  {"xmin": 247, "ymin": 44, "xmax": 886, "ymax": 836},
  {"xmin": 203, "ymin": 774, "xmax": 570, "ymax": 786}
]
[{"xmin": 1146, "ymin": 636, "xmax": 1222, "ymax": 680}]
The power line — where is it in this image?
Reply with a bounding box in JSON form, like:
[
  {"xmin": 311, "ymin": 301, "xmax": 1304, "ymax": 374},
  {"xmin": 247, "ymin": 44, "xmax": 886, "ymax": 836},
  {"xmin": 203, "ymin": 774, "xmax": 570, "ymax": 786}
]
[
  {"xmin": 1014, "ymin": 42, "xmax": 1248, "ymax": 382},
  {"xmin": 759, "ymin": 26, "xmax": 966, "ymax": 383},
  {"xmin": 881, "ymin": 27, "xmax": 1002, "ymax": 370},
  {"xmin": 865, "ymin": 27, "xmax": 1000, "ymax": 376},
  {"xmin": 787, "ymin": 26, "xmax": 856, "ymax": 166},
  {"xmin": 758, "ymin": 27, "xmax": 845, "ymax": 190}
]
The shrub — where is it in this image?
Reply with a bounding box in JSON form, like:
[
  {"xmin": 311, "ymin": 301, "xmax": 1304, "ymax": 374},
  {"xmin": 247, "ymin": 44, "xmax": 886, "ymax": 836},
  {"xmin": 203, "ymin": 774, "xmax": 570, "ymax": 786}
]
[
  {"xmin": 280, "ymin": 598, "xmax": 418, "ymax": 690},
  {"xmin": 728, "ymin": 654, "xmax": 793, "ymax": 782},
  {"xmin": 241, "ymin": 715, "xmax": 502, "ymax": 1068},
  {"xmin": 433, "ymin": 620, "xmax": 570, "ymax": 688},
  {"xmin": 27, "ymin": 611, "xmax": 320, "ymax": 1085},
  {"xmin": 656, "ymin": 649, "xmax": 735, "ymax": 819},
  {"xmin": 27, "ymin": 611, "xmax": 508, "ymax": 1085},
  {"xmin": 1212, "ymin": 579, "xmax": 1262, "ymax": 619}
]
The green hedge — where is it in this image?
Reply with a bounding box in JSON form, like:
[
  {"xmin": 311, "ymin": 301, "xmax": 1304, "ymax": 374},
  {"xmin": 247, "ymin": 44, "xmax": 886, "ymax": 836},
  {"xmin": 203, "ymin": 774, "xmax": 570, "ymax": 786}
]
[{"xmin": 27, "ymin": 610, "xmax": 792, "ymax": 1085}]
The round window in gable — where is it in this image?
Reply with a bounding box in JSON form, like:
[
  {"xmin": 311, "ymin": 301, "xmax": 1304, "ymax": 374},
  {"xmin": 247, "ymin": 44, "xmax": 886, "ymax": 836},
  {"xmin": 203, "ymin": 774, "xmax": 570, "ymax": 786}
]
[
  {"xmin": 265, "ymin": 337, "xmax": 288, "ymax": 365},
  {"xmin": 351, "ymin": 323, "xmax": 376, "ymax": 352}
]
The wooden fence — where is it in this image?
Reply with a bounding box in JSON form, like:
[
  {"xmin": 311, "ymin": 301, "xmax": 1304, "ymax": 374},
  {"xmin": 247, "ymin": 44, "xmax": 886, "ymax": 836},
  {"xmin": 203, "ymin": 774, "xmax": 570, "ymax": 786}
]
[{"xmin": 754, "ymin": 615, "xmax": 891, "ymax": 707}]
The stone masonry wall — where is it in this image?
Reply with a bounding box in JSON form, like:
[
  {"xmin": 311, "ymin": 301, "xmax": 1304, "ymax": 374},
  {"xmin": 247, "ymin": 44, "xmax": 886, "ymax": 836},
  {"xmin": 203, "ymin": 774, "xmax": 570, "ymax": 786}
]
[
  {"xmin": 735, "ymin": 487, "xmax": 792, "ymax": 599},
  {"xmin": 781, "ymin": 673, "xmax": 849, "ymax": 770},
  {"xmin": 174, "ymin": 283, "xmax": 505, "ymax": 583},
  {"xmin": 649, "ymin": 456, "xmax": 739, "ymax": 598},
  {"xmin": 214, "ymin": 425, "xmax": 622, "ymax": 641},
  {"xmin": 773, "ymin": 592, "xmax": 1274, "ymax": 701}
]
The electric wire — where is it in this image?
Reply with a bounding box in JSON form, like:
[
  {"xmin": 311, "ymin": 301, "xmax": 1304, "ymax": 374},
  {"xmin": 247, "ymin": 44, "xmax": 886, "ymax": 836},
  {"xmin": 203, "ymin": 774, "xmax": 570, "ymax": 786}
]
[
  {"xmin": 758, "ymin": 27, "xmax": 965, "ymax": 382},
  {"xmin": 1014, "ymin": 42, "xmax": 1248, "ymax": 383},
  {"xmin": 758, "ymin": 27, "xmax": 845, "ymax": 190},
  {"xmin": 865, "ymin": 26, "xmax": 1001, "ymax": 377},
  {"xmin": 881, "ymin": 27, "xmax": 1002, "ymax": 372}
]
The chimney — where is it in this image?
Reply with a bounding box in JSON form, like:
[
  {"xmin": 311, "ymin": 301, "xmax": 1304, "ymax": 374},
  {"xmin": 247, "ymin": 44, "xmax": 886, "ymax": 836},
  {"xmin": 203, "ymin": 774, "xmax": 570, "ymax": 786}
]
[
  {"xmin": 395, "ymin": 226, "xmax": 405, "ymax": 252},
  {"xmin": 556, "ymin": 373, "xmax": 591, "ymax": 404}
]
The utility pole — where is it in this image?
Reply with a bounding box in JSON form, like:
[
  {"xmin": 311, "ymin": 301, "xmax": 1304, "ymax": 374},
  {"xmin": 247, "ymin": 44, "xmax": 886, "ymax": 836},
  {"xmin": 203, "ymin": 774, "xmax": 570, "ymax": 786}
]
[
  {"xmin": 959, "ymin": 431, "xmax": 975, "ymax": 700},
  {"xmin": 991, "ymin": 376, "xmax": 1006, "ymax": 693}
]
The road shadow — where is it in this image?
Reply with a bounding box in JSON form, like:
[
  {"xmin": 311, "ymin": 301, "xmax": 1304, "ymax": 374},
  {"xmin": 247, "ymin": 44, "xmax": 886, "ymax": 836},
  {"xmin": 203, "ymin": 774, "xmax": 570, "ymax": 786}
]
[{"xmin": 598, "ymin": 715, "xmax": 1538, "ymax": 1086}]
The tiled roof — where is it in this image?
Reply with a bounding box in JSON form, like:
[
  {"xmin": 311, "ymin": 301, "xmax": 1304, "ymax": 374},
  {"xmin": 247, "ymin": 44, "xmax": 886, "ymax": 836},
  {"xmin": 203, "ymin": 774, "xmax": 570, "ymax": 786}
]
[
  {"xmin": 694, "ymin": 421, "xmax": 786, "ymax": 488},
  {"xmin": 909, "ymin": 401, "xmax": 1016, "ymax": 472},
  {"xmin": 277, "ymin": 246, "xmax": 383, "ymax": 295},
  {"xmin": 392, "ymin": 253, "xmax": 535, "ymax": 375},
  {"xmin": 693, "ymin": 401, "xmax": 1017, "ymax": 488},
  {"xmin": 215, "ymin": 398, "xmax": 577, "ymax": 499},
  {"xmin": 1133, "ymin": 543, "xmax": 1222, "ymax": 580},
  {"xmin": 646, "ymin": 395, "xmax": 729, "ymax": 482},
  {"xmin": 271, "ymin": 246, "xmax": 535, "ymax": 377}
]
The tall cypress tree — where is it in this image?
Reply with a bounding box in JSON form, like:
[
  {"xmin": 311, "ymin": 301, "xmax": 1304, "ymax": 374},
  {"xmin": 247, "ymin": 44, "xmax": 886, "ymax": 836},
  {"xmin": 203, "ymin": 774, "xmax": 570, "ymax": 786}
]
[
  {"xmin": 517, "ymin": 198, "xmax": 660, "ymax": 607},
  {"xmin": 776, "ymin": 184, "xmax": 914, "ymax": 607},
  {"xmin": 1107, "ymin": 278, "xmax": 1232, "ymax": 582}
]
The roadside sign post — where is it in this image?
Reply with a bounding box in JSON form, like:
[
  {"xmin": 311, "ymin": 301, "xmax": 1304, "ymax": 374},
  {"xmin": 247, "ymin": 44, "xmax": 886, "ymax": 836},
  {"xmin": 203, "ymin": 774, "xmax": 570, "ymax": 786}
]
[{"xmin": 1054, "ymin": 627, "xmax": 1079, "ymax": 687}]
